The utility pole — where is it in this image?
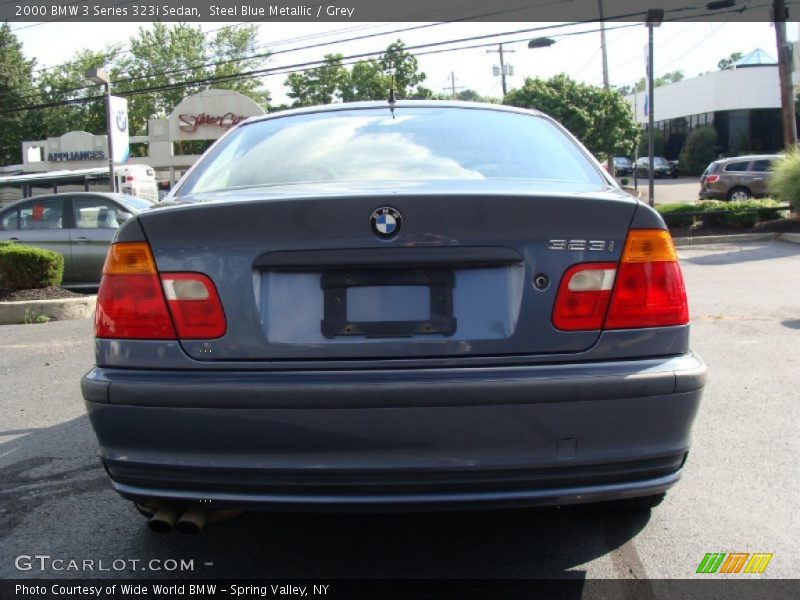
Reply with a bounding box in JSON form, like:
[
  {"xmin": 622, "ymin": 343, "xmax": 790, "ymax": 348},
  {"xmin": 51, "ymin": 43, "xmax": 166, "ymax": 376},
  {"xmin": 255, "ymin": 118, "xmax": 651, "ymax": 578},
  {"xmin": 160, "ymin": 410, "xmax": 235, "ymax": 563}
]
[
  {"xmin": 645, "ymin": 9, "xmax": 664, "ymax": 208},
  {"xmin": 487, "ymin": 44, "xmax": 515, "ymax": 96},
  {"xmin": 443, "ymin": 71, "xmax": 464, "ymax": 98},
  {"xmin": 598, "ymin": 0, "xmax": 610, "ymax": 89},
  {"xmin": 774, "ymin": 0, "xmax": 798, "ymax": 148},
  {"xmin": 598, "ymin": 0, "xmax": 614, "ymax": 177}
]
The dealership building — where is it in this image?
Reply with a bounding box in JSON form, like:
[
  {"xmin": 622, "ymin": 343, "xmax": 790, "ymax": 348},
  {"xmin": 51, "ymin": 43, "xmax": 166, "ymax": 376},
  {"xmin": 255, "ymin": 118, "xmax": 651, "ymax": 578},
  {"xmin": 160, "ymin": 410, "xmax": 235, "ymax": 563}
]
[
  {"xmin": 13, "ymin": 88, "xmax": 265, "ymax": 186},
  {"xmin": 627, "ymin": 48, "xmax": 792, "ymax": 159}
]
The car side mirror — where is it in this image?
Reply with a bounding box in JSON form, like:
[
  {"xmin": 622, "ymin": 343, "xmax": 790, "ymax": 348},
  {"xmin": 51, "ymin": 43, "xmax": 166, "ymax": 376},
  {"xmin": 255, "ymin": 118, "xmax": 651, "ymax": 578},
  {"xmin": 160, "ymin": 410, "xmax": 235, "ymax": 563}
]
[{"xmin": 117, "ymin": 211, "xmax": 132, "ymax": 223}]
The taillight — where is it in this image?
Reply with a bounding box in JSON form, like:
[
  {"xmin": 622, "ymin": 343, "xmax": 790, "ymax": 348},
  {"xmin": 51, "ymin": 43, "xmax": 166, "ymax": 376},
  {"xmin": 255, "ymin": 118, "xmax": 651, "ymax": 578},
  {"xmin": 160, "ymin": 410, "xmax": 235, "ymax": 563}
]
[
  {"xmin": 161, "ymin": 273, "xmax": 226, "ymax": 339},
  {"xmin": 96, "ymin": 242, "xmax": 226, "ymax": 340},
  {"xmin": 552, "ymin": 229, "xmax": 689, "ymax": 331},
  {"xmin": 552, "ymin": 262, "xmax": 617, "ymax": 331},
  {"xmin": 705, "ymin": 174, "xmax": 719, "ymax": 184},
  {"xmin": 605, "ymin": 229, "xmax": 689, "ymax": 329}
]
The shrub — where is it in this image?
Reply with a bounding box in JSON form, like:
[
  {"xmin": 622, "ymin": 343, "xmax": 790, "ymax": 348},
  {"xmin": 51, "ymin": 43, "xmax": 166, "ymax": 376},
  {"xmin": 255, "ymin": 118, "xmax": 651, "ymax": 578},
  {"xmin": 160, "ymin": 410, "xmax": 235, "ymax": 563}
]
[
  {"xmin": 768, "ymin": 147, "xmax": 800, "ymax": 212},
  {"xmin": 695, "ymin": 200, "xmax": 727, "ymax": 227},
  {"xmin": 678, "ymin": 126, "xmax": 718, "ymax": 176},
  {"xmin": 723, "ymin": 199, "xmax": 784, "ymax": 228},
  {"xmin": 693, "ymin": 199, "xmax": 785, "ymax": 228},
  {"xmin": 656, "ymin": 203, "xmax": 697, "ymax": 227},
  {"xmin": 0, "ymin": 244, "xmax": 64, "ymax": 291}
]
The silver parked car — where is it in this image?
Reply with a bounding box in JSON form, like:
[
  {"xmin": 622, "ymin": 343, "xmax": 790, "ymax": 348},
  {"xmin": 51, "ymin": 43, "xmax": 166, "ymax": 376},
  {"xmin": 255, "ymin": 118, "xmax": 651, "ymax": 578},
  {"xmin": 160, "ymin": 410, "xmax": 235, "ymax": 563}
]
[
  {"xmin": 81, "ymin": 102, "xmax": 705, "ymax": 528},
  {"xmin": 0, "ymin": 192, "xmax": 152, "ymax": 288}
]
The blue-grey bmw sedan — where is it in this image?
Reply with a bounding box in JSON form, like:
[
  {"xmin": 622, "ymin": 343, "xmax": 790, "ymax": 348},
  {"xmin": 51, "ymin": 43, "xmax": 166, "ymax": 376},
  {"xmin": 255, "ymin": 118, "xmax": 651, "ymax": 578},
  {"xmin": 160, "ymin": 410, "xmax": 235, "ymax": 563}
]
[{"xmin": 81, "ymin": 102, "xmax": 705, "ymax": 526}]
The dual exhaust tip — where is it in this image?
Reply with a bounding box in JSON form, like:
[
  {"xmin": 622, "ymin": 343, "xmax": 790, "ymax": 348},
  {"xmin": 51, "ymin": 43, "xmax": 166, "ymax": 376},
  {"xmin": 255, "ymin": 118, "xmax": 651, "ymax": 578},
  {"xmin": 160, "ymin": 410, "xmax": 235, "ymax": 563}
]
[
  {"xmin": 149, "ymin": 506, "xmax": 207, "ymax": 535},
  {"xmin": 143, "ymin": 504, "xmax": 242, "ymax": 534}
]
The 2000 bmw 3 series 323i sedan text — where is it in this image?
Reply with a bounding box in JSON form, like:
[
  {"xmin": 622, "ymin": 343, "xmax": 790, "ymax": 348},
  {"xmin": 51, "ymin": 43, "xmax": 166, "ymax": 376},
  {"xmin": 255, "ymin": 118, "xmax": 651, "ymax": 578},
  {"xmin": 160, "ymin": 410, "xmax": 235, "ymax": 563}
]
[{"xmin": 81, "ymin": 102, "xmax": 706, "ymax": 521}]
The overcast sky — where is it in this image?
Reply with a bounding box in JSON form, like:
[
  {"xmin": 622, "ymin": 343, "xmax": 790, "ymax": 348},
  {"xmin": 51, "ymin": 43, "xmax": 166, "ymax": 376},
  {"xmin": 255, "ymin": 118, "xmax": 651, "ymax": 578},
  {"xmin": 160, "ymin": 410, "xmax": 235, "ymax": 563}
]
[{"xmin": 11, "ymin": 20, "xmax": 795, "ymax": 105}]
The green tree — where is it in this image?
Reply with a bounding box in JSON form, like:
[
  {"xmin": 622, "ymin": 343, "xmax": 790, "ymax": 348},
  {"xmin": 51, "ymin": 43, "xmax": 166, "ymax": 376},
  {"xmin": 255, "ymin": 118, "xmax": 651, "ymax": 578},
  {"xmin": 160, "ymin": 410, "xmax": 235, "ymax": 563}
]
[
  {"xmin": 378, "ymin": 40, "xmax": 431, "ymax": 99},
  {"xmin": 35, "ymin": 48, "xmax": 112, "ymax": 139},
  {"xmin": 114, "ymin": 23, "xmax": 269, "ymax": 134},
  {"xmin": 207, "ymin": 24, "xmax": 270, "ymax": 107},
  {"xmin": 286, "ymin": 53, "xmax": 349, "ymax": 106},
  {"xmin": 638, "ymin": 130, "xmax": 666, "ymax": 157},
  {"xmin": 504, "ymin": 74, "xmax": 639, "ymax": 160},
  {"xmin": 342, "ymin": 59, "xmax": 390, "ymax": 102},
  {"xmin": 616, "ymin": 71, "xmax": 685, "ymax": 96},
  {"xmin": 284, "ymin": 40, "xmax": 430, "ymax": 106},
  {"xmin": 678, "ymin": 125, "xmax": 718, "ymax": 176},
  {"xmin": 455, "ymin": 89, "xmax": 483, "ymax": 102},
  {"xmin": 0, "ymin": 23, "xmax": 37, "ymax": 165},
  {"xmin": 718, "ymin": 52, "xmax": 743, "ymax": 70}
]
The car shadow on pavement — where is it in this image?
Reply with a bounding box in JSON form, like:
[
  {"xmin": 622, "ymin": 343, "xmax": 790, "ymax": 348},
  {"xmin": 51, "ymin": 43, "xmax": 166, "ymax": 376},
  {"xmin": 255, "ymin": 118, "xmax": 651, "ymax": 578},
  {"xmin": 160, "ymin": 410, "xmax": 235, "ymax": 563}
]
[
  {"xmin": 781, "ymin": 319, "xmax": 800, "ymax": 330},
  {"xmin": 0, "ymin": 416, "xmax": 652, "ymax": 585}
]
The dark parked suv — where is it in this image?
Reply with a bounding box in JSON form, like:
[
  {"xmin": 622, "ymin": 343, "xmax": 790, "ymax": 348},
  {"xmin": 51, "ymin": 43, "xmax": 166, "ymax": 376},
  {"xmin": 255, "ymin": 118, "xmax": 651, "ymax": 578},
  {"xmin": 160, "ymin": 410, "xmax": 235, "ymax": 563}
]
[{"xmin": 700, "ymin": 155, "xmax": 781, "ymax": 200}]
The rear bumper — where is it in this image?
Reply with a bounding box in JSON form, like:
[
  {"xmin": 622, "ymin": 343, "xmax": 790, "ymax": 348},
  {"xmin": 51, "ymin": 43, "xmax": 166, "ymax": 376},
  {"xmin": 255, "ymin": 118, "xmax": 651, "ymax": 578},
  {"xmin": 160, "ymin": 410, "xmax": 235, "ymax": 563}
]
[{"xmin": 82, "ymin": 353, "xmax": 705, "ymax": 510}]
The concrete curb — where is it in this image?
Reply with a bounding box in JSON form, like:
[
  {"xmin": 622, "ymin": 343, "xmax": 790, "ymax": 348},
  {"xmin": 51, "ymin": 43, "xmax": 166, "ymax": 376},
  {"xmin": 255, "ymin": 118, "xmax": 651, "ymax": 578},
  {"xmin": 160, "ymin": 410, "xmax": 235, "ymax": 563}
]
[
  {"xmin": 778, "ymin": 232, "xmax": 800, "ymax": 245},
  {"xmin": 0, "ymin": 295, "xmax": 96, "ymax": 325},
  {"xmin": 673, "ymin": 233, "xmax": 777, "ymax": 247}
]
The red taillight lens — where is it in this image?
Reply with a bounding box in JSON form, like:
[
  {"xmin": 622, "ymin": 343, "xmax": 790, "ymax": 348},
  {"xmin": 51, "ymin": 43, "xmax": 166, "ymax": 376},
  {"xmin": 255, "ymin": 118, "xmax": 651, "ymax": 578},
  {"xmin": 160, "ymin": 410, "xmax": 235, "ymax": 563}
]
[
  {"xmin": 605, "ymin": 229, "xmax": 689, "ymax": 329},
  {"xmin": 705, "ymin": 174, "xmax": 719, "ymax": 184},
  {"xmin": 161, "ymin": 273, "xmax": 226, "ymax": 339},
  {"xmin": 96, "ymin": 242, "xmax": 176, "ymax": 339},
  {"xmin": 96, "ymin": 243, "xmax": 226, "ymax": 340},
  {"xmin": 96, "ymin": 273, "xmax": 176, "ymax": 339},
  {"xmin": 605, "ymin": 261, "xmax": 689, "ymax": 328},
  {"xmin": 552, "ymin": 262, "xmax": 617, "ymax": 331}
]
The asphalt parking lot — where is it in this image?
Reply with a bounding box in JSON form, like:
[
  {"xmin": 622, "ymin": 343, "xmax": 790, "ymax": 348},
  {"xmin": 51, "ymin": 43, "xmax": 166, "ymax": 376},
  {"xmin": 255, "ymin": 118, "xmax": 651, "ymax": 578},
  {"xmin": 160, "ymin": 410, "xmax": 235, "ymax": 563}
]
[
  {"xmin": 1, "ymin": 240, "xmax": 798, "ymax": 581},
  {"xmin": 624, "ymin": 177, "xmax": 700, "ymax": 206}
]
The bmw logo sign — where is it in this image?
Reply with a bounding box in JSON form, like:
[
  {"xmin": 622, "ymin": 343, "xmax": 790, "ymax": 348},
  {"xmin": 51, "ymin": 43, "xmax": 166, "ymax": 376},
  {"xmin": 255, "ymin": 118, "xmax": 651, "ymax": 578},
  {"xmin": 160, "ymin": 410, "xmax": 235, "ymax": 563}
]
[
  {"xmin": 370, "ymin": 207, "xmax": 402, "ymax": 238},
  {"xmin": 115, "ymin": 110, "xmax": 128, "ymax": 132}
]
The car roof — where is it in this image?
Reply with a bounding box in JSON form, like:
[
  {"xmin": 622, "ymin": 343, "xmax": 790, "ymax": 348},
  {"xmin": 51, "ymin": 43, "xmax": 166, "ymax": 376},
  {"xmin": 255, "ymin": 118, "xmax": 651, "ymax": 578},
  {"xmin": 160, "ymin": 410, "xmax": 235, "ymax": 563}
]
[
  {"xmin": 0, "ymin": 191, "xmax": 131, "ymax": 211},
  {"xmin": 715, "ymin": 154, "xmax": 782, "ymax": 163},
  {"xmin": 242, "ymin": 100, "xmax": 545, "ymax": 127}
]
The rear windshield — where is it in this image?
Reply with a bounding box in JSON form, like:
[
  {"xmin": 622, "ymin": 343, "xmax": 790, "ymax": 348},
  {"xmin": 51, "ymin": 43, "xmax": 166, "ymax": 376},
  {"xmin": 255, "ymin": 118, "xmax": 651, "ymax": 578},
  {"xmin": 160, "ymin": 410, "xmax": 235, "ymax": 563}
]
[{"xmin": 177, "ymin": 107, "xmax": 605, "ymax": 195}]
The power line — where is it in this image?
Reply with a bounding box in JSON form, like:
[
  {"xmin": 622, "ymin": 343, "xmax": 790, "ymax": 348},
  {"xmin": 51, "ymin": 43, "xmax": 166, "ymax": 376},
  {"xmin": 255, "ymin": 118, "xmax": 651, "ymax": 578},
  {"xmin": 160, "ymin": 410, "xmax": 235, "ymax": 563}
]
[
  {"xmin": 0, "ymin": 21, "xmax": 705, "ymax": 116},
  {"xmin": 1, "ymin": 7, "xmax": 612, "ymax": 105},
  {"xmin": 0, "ymin": 1, "xmax": 774, "ymax": 116},
  {"xmin": 16, "ymin": 0, "xmax": 557, "ymax": 78}
]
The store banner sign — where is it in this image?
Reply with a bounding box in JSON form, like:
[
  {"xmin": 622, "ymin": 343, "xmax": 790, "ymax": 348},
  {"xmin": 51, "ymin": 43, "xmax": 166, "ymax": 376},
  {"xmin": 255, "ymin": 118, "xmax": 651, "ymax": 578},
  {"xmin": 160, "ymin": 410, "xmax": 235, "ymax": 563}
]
[{"xmin": 109, "ymin": 95, "xmax": 130, "ymax": 163}]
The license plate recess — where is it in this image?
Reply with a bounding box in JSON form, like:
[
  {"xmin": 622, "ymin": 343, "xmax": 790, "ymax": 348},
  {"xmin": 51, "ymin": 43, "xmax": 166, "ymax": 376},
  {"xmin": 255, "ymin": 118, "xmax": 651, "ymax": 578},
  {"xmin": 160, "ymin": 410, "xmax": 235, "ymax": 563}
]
[{"xmin": 321, "ymin": 270, "xmax": 456, "ymax": 338}]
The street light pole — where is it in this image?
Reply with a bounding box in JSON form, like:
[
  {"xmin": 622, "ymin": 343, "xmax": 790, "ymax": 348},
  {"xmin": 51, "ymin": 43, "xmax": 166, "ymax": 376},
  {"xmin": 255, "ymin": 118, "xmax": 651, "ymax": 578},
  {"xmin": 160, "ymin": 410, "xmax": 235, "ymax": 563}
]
[
  {"xmin": 645, "ymin": 10, "xmax": 663, "ymax": 208},
  {"xmin": 85, "ymin": 68, "xmax": 116, "ymax": 193}
]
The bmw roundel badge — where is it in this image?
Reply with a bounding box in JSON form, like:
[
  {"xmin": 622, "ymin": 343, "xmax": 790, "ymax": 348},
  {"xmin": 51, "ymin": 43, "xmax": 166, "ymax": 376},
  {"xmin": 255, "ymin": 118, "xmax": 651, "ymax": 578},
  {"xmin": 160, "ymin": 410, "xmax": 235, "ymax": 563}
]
[{"xmin": 370, "ymin": 207, "xmax": 402, "ymax": 238}]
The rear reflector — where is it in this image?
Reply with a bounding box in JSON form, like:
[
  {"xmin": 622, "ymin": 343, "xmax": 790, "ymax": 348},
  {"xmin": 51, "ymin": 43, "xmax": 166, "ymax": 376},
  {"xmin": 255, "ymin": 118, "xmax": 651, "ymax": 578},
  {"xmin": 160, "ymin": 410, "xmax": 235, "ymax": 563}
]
[
  {"xmin": 552, "ymin": 229, "xmax": 689, "ymax": 331},
  {"xmin": 161, "ymin": 273, "xmax": 226, "ymax": 339},
  {"xmin": 96, "ymin": 243, "xmax": 226, "ymax": 340},
  {"xmin": 553, "ymin": 262, "xmax": 617, "ymax": 331}
]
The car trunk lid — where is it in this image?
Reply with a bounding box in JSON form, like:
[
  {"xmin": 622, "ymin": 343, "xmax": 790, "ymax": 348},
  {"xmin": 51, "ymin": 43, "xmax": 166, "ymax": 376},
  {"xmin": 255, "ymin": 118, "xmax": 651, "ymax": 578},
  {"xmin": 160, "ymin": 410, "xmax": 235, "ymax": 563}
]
[{"xmin": 137, "ymin": 180, "xmax": 637, "ymax": 361}]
